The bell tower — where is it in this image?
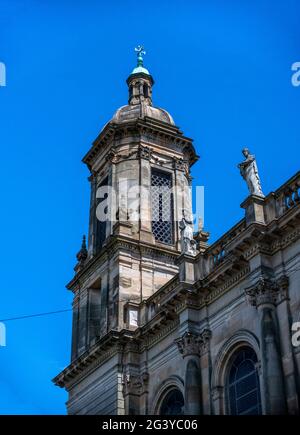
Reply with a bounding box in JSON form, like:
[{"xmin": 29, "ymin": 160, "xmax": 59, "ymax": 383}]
[
  {"xmin": 54, "ymin": 47, "xmax": 198, "ymax": 414},
  {"xmin": 69, "ymin": 46, "xmax": 198, "ymax": 357}
]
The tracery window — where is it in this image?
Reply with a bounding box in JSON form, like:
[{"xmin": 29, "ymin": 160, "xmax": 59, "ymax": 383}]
[{"xmin": 227, "ymin": 347, "xmax": 262, "ymax": 415}]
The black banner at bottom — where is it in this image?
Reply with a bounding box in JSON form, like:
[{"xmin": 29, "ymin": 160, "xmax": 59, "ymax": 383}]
[{"xmin": 0, "ymin": 415, "xmax": 294, "ymax": 433}]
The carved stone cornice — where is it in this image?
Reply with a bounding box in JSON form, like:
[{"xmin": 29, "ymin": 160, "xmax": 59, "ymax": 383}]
[
  {"xmin": 175, "ymin": 329, "xmax": 212, "ymax": 358},
  {"xmin": 66, "ymin": 236, "xmax": 180, "ymax": 291},
  {"xmin": 140, "ymin": 318, "xmax": 179, "ymax": 350},
  {"xmin": 124, "ymin": 339, "xmax": 140, "ymax": 354},
  {"xmin": 52, "ymin": 330, "xmax": 134, "ymax": 389}
]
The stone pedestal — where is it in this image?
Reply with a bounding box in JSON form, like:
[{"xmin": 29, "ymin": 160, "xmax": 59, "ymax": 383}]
[
  {"xmin": 241, "ymin": 194, "xmax": 265, "ymax": 226},
  {"xmin": 176, "ymin": 253, "xmax": 196, "ymax": 283}
]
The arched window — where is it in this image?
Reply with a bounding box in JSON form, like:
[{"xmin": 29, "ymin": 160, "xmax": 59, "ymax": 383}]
[
  {"xmin": 143, "ymin": 84, "xmax": 149, "ymax": 98},
  {"xmin": 227, "ymin": 347, "xmax": 261, "ymax": 415},
  {"xmin": 160, "ymin": 389, "xmax": 184, "ymax": 415},
  {"xmin": 129, "ymin": 85, "xmax": 133, "ymax": 99}
]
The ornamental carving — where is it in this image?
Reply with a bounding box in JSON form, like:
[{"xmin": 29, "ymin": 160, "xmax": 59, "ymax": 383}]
[
  {"xmin": 105, "ymin": 147, "xmax": 118, "ymax": 163},
  {"xmin": 245, "ymin": 275, "xmax": 289, "ymax": 307},
  {"xmin": 138, "ymin": 145, "xmax": 152, "ymax": 160},
  {"xmin": 175, "ymin": 329, "xmax": 212, "ymax": 358},
  {"xmin": 173, "ymin": 157, "xmax": 185, "ymax": 171},
  {"xmin": 122, "ymin": 372, "xmax": 149, "ymax": 396}
]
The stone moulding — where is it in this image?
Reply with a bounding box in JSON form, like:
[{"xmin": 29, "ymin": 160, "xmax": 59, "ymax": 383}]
[
  {"xmin": 52, "ymin": 330, "xmax": 134, "ymax": 389},
  {"xmin": 145, "ymin": 318, "xmax": 179, "ymax": 349},
  {"xmin": 66, "ymin": 235, "xmax": 180, "ymax": 292},
  {"xmin": 83, "ymin": 119, "xmax": 198, "ymax": 170},
  {"xmin": 211, "ymin": 329, "xmax": 260, "ymax": 389}
]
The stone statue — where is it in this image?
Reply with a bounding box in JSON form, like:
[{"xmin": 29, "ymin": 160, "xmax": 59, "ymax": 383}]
[
  {"xmin": 238, "ymin": 148, "xmax": 264, "ymax": 197},
  {"xmin": 179, "ymin": 211, "xmax": 196, "ymax": 256}
]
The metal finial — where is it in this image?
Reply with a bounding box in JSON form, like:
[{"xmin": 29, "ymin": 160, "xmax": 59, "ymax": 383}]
[{"xmin": 135, "ymin": 45, "xmax": 146, "ymax": 67}]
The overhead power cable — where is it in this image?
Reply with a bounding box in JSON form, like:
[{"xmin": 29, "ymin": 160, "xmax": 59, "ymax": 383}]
[{"xmin": 0, "ymin": 308, "xmax": 72, "ymax": 323}]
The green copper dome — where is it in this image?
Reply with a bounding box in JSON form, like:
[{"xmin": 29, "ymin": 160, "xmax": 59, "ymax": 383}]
[
  {"xmin": 109, "ymin": 45, "xmax": 175, "ymax": 126},
  {"xmin": 131, "ymin": 65, "xmax": 150, "ymax": 75}
]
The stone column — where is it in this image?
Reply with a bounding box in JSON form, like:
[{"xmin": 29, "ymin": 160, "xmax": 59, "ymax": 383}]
[
  {"xmin": 77, "ymin": 287, "xmax": 89, "ymax": 356},
  {"xmin": 122, "ymin": 341, "xmax": 147, "ymax": 415},
  {"xmin": 211, "ymin": 386, "xmax": 224, "ymax": 415},
  {"xmin": 198, "ymin": 329, "xmax": 212, "ymax": 414},
  {"xmin": 176, "ymin": 332, "xmax": 202, "ymax": 415},
  {"xmin": 87, "ymin": 172, "xmax": 97, "ymax": 257},
  {"xmin": 107, "ymin": 150, "xmax": 117, "ymax": 237},
  {"xmin": 245, "ymin": 276, "xmax": 287, "ymax": 414},
  {"xmin": 139, "ymin": 145, "xmax": 154, "ymax": 244},
  {"xmin": 173, "ymin": 159, "xmax": 185, "ymax": 250},
  {"xmin": 71, "ymin": 293, "xmax": 80, "ymax": 361},
  {"xmin": 176, "ymin": 329, "xmax": 212, "ymax": 415},
  {"xmin": 123, "ymin": 372, "xmax": 149, "ymax": 415},
  {"xmin": 276, "ymin": 275, "xmax": 299, "ymax": 414},
  {"xmin": 99, "ymin": 272, "xmax": 109, "ymax": 338}
]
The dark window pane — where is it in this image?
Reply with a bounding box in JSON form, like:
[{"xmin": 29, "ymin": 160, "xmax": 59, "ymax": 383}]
[
  {"xmin": 143, "ymin": 84, "xmax": 149, "ymax": 97},
  {"xmin": 235, "ymin": 373, "xmax": 257, "ymax": 397},
  {"xmin": 237, "ymin": 389, "xmax": 259, "ymax": 415},
  {"xmin": 228, "ymin": 347, "xmax": 261, "ymax": 415},
  {"xmin": 235, "ymin": 360, "xmax": 255, "ymax": 379},
  {"xmin": 160, "ymin": 390, "xmax": 184, "ymax": 415}
]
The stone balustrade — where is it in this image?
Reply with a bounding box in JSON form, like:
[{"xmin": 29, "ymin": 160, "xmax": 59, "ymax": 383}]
[
  {"xmin": 273, "ymin": 171, "xmax": 300, "ymax": 217},
  {"xmin": 202, "ymin": 219, "xmax": 246, "ymax": 274}
]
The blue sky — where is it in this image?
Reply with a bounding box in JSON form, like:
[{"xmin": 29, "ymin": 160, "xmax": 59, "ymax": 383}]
[{"xmin": 0, "ymin": 0, "xmax": 299, "ymax": 414}]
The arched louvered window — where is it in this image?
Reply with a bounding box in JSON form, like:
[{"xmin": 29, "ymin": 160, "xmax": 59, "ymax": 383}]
[
  {"xmin": 129, "ymin": 85, "xmax": 133, "ymax": 99},
  {"xmin": 143, "ymin": 83, "xmax": 149, "ymax": 98},
  {"xmin": 228, "ymin": 347, "xmax": 262, "ymax": 415}
]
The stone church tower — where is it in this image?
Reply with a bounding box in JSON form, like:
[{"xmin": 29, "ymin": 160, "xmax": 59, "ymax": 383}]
[
  {"xmin": 54, "ymin": 48, "xmax": 300, "ymax": 415},
  {"xmin": 70, "ymin": 47, "xmax": 196, "ymax": 355}
]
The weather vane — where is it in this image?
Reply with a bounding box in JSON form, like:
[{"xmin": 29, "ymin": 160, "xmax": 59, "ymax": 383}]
[{"xmin": 135, "ymin": 45, "xmax": 146, "ymax": 66}]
